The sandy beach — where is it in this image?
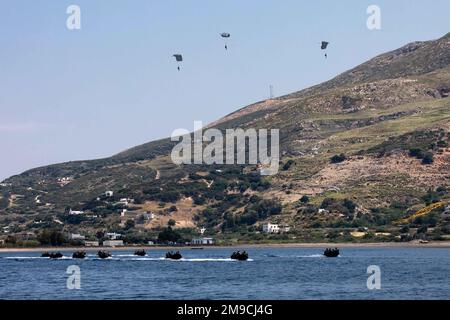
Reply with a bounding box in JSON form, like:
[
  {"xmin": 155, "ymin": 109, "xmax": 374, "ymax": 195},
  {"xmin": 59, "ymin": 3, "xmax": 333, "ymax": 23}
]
[{"xmin": 1, "ymin": 241, "xmax": 450, "ymax": 253}]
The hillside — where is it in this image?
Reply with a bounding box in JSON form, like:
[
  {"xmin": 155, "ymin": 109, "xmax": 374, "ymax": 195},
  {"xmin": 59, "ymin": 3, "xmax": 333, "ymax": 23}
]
[{"xmin": 1, "ymin": 33, "xmax": 450, "ymax": 246}]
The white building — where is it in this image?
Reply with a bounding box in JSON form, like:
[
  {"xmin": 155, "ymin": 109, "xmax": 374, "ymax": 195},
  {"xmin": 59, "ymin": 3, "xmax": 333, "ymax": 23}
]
[
  {"xmin": 70, "ymin": 233, "xmax": 86, "ymax": 241},
  {"xmin": 262, "ymin": 223, "xmax": 280, "ymax": 234},
  {"xmin": 106, "ymin": 232, "xmax": 122, "ymax": 240},
  {"xmin": 69, "ymin": 209, "xmax": 84, "ymax": 215},
  {"xmin": 191, "ymin": 237, "xmax": 214, "ymax": 245},
  {"xmin": 105, "ymin": 191, "xmax": 114, "ymax": 197},
  {"xmin": 57, "ymin": 177, "xmax": 73, "ymax": 186},
  {"xmin": 119, "ymin": 198, "xmax": 134, "ymax": 204},
  {"xmin": 144, "ymin": 212, "xmax": 155, "ymax": 220},
  {"xmin": 85, "ymin": 241, "xmax": 99, "ymax": 247},
  {"xmin": 103, "ymin": 240, "xmax": 124, "ymax": 247}
]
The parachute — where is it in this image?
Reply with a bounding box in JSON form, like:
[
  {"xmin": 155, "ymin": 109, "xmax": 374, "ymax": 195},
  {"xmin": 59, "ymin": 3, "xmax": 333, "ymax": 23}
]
[
  {"xmin": 173, "ymin": 54, "xmax": 183, "ymax": 70},
  {"xmin": 220, "ymin": 33, "xmax": 231, "ymax": 50},
  {"xmin": 321, "ymin": 41, "xmax": 329, "ymax": 58}
]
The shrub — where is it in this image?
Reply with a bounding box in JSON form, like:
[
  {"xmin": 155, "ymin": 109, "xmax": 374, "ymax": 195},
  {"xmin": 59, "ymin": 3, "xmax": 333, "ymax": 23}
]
[
  {"xmin": 331, "ymin": 154, "xmax": 346, "ymax": 164},
  {"xmin": 157, "ymin": 227, "xmax": 182, "ymax": 243},
  {"xmin": 282, "ymin": 160, "xmax": 295, "ymax": 171},
  {"xmin": 400, "ymin": 226, "xmax": 410, "ymax": 233},
  {"xmin": 421, "ymin": 153, "xmax": 434, "ymax": 165},
  {"xmin": 0, "ymin": 197, "xmax": 9, "ymax": 210},
  {"xmin": 343, "ymin": 199, "xmax": 357, "ymax": 214},
  {"xmin": 409, "ymin": 148, "xmax": 424, "ymax": 159},
  {"xmin": 300, "ymin": 195, "xmax": 310, "ymax": 204},
  {"xmin": 124, "ymin": 219, "xmax": 135, "ymax": 230},
  {"xmin": 417, "ymin": 226, "xmax": 428, "ymax": 234},
  {"xmin": 37, "ymin": 229, "xmax": 66, "ymax": 246}
]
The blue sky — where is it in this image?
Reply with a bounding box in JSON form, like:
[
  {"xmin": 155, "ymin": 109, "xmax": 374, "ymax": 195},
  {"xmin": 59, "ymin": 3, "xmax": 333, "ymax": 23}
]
[{"xmin": 1, "ymin": 0, "xmax": 450, "ymax": 180}]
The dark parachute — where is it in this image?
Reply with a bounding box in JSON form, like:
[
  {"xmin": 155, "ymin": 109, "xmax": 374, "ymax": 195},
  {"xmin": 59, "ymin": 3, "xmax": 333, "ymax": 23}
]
[
  {"xmin": 221, "ymin": 33, "xmax": 231, "ymax": 50},
  {"xmin": 173, "ymin": 54, "xmax": 183, "ymax": 62},
  {"xmin": 321, "ymin": 41, "xmax": 329, "ymax": 58},
  {"xmin": 173, "ymin": 54, "xmax": 183, "ymax": 70}
]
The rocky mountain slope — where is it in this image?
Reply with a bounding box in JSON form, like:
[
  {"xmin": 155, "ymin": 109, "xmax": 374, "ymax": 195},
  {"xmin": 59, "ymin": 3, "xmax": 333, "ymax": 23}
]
[{"xmin": 1, "ymin": 33, "xmax": 450, "ymax": 244}]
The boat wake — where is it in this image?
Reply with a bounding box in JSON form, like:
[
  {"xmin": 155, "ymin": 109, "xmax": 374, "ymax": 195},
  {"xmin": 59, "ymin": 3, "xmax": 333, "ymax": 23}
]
[
  {"xmin": 4, "ymin": 256, "xmax": 72, "ymax": 260},
  {"xmin": 266, "ymin": 254, "xmax": 324, "ymax": 259},
  {"xmin": 297, "ymin": 254, "xmax": 324, "ymax": 258},
  {"xmin": 175, "ymin": 258, "xmax": 253, "ymax": 262},
  {"xmin": 114, "ymin": 254, "xmax": 140, "ymax": 257},
  {"xmin": 4, "ymin": 256, "xmax": 48, "ymax": 260},
  {"xmin": 2, "ymin": 256, "xmax": 254, "ymax": 262},
  {"xmin": 129, "ymin": 257, "xmax": 166, "ymax": 261}
]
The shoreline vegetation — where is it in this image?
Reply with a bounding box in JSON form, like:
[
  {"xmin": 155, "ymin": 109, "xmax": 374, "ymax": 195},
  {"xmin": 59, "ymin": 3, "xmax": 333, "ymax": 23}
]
[{"xmin": 1, "ymin": 241, "xmax": 450, "ymax": 253}]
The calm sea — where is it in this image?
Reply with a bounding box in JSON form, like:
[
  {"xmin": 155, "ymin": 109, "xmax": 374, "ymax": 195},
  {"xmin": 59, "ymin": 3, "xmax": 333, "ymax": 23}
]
[{"xmin": 0, "ymin": 247, "xmax": 449, "ymax": 300}]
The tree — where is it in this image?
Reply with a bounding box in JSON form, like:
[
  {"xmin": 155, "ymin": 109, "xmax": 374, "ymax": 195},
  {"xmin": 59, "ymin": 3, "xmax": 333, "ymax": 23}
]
[
  {"xmin": 421, "ymin": 153, "xmax": 434, "ymax": 165},
  {"xmin": 157, "ymin": 227, "xmax": 182, "ymax": 243},
  {"xmin": 331, "ymin": 154, "xmax": 346, "ymax": 164},
  {"xmin": 343, "ymin": 199, "xmax": 357, "ymax": 214},
  {"xmin": 400, "ymin": 226, "xmax": 410, "ymax": 233},
  {"xmin": 5, "ymin": 235, "xmax": 17, "ymax": 244},
  {"xmin": 0, "ymin": 197, "xmax": 8, "ymax": 210},
  {"xmin": 300, "ymin": 195, "xmax": 310, "ymax": 204},
  {"xmin": 282, "ymin": 159, "xmax": 295, "ymax": 171},
  {"xmin": 124, "ymin": 219, "xmax": 135, "ymax": 230},
  {"xmin": 193, "ymin": 196, "xmax": 206, "ymax": 205},
  {"xmin": 38, "ymin": 229, "xmax": 66, "ymax": 246},
  {"xmin": 168, "ymin": 219, "xmax": 176, "ymax": 227},
  {"xmin": 321, "ymin": 198, "xmax": 336, "ymax": 209},
  {"xmin": 417, "ymin": 226, "xmax": 428, "ymax": 234},
  {"xmin": 222, "ymin": 212, "xmax": 236, "ymax": 230},
  {"xmin": 409, "ymin": 148, "xmax": 424, "ymax": 159},
  {"xmin": 239, "ymin": 211, "xmax": 258, "ymax": 226}
]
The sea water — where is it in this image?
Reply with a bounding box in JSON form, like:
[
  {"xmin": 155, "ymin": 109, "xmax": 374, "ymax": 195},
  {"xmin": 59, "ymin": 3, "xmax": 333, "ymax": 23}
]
[{"xmin": 0, "ymin": 247, "xmax": 448, "ymax": 300}]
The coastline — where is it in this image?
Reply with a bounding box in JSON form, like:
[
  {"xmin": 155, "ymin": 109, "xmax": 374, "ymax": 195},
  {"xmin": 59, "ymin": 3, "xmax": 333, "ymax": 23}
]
[{"xmin": 1, "ymin": 241, "xmax": 450, "ymax": 253}]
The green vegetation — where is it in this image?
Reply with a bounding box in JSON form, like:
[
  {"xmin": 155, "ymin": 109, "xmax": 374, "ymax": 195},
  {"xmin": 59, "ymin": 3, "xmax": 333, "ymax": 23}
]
[
  {"xmin": 1, "ymin": 34, "xmax": 450, "ymax": 245},
  {"xmin": 37, "ymin": 230, "xmax": 66, "ymax": 246},
  {"xmin": 300, "ymin": 195, "xmax": 310, "ymax": 204},
  {"xmin": 330, "ymin": 154, "xmax": 346, "ymax": 164},
  {"xmin": 422, "ymin": 152, "xmax": 434, "ymax": 164}
]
